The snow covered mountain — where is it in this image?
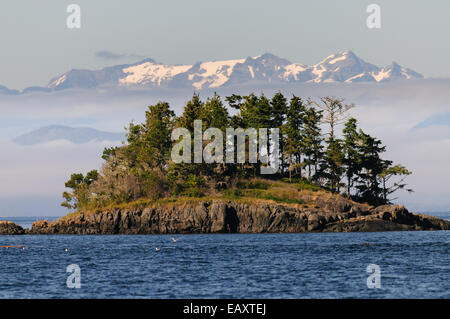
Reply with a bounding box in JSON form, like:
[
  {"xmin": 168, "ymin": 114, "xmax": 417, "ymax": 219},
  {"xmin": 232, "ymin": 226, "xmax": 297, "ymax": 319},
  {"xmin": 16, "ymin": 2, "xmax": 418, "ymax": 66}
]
[{"xmin": 45, "ymin": 50, "xmax": 423, "ymax": 91}]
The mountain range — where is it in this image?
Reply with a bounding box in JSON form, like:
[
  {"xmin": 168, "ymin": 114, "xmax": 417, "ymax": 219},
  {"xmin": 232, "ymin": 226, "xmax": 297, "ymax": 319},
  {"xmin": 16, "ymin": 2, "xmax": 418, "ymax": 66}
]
[
  {"xmin": 0, "ymin": 50, "xmax": 424, "ymax": 94},
  {"xmin": 13, "ymin": 125, "xmax": 124, "ymax": 145}
]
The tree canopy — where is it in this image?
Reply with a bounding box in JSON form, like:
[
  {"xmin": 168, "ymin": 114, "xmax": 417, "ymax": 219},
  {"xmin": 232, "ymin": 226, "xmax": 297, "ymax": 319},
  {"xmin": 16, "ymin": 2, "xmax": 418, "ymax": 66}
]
[{"xmin": 62, "ymin": 92, "xmax": 412, "ymax": 211}]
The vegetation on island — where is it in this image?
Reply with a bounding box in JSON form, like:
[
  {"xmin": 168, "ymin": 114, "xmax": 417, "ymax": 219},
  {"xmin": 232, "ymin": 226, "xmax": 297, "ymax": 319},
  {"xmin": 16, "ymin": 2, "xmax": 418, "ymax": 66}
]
[{"xmin": 61, "ymin": 92, "xmax": 412, "ymax": 212}]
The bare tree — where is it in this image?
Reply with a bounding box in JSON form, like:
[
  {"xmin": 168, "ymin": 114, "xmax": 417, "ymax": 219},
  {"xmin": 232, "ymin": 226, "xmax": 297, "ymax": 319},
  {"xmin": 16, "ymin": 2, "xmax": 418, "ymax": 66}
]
[{"xmin": 313, "ymin": 97, "xmax": 354, "ymax": 139}]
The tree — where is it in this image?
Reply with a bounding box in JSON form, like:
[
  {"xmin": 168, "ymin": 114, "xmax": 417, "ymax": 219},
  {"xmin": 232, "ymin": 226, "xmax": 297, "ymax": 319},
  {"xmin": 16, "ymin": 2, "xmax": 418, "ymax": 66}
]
[
  {"xmin": 379, "ymin": 164, "xmax": 413, "ymax": 203},
  {"xmin": 61, "ymin": 171, "xmax": 98, "ymax": 210},
  {"xmin": 203, "ymin": 93, "xmax": 230, "ymax": 131},
  {"xmin": 342, "ymin": 118, "xmax": 361, "ymax": 196},
  {"xmin": 142, "ymin": 102, "xmax": 175, "ymax": 171},
  {"xmin": 254, "ymin": 94, "xmax": 273, "ymax": 129},
  {"xmin": 202, "ymin": 94, "xmax": 231, "ymax": 188},
  {"xmin": 355, "ymin": 131, "xmax": 386, "ymax": 205},
  {"xmin": 302, "ymin": 105, "xmax": 324, "ymax": 180},
  {"xmin": 315, "ymin": 97, "xmax": 353, "ymax": 192},
  {"xmin": 227, "ymin": 94, "xmax": 263, "ymax": 177},
  {"xmin": 284, "ymin": 96, "xmax": 306, "ymax": 181},
  {"xmin": 228, "ymin": 93, "xmax": 257, "ymax": 129},
  {"xmin": 314, "ymin": 96, "xmax": 354, "ymax": 140},
  {"xmin": 271, "ymin": 92, "xmax": 288, "ymax": 171},
  {"xmin": 177, "ymin": 93, "xmax": 205, "ymax": 130},
  {"xmin": 320, "ymin": 138, "xmax": 345, "ymax": 192},
  {"xmin": 169, "ymin": 94, "xmax": 207, "ymax": 194}
]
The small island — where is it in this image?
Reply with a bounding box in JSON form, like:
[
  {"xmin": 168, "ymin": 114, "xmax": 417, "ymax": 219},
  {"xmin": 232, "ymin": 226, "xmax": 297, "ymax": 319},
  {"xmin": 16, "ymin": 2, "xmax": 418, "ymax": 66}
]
[{"xmin": 2, "ymin": 93, "xmax": 449, "ymax": 234}]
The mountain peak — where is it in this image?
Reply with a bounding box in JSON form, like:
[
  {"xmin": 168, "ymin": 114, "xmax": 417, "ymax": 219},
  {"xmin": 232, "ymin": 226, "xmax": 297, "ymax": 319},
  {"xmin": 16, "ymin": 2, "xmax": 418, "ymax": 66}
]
[
  {"xmin": 31, "ymin": 51, "xmax": 426, "ymax": 92},
  {"xmin": 341, "ymin": 49, "xmax": 356, "ymax": 56}
]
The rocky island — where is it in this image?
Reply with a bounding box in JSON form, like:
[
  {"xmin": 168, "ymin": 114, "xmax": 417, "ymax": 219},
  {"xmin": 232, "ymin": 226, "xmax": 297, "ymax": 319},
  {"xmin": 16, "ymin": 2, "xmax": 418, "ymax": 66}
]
[
  {"xmin": 2, "ymin": 192, "xmax": 449, "ymax": 235},
  {"xmin": 28, "ymin": 201, "xmax": 450, "ymax": 235},
  {"xmin": 4, "ymin": 93, "xmax": 447, "ymax": 235}
]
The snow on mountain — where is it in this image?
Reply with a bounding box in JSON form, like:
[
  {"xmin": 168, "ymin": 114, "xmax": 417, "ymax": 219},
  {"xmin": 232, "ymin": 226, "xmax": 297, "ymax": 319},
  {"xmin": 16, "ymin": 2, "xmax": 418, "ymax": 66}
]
[
  {"xmin": 119, "ymin": 61, "xmax": 192, "ymax": 86},
  {"xmin": 44, "ymin": 51, "xmax": 423, "ymax": 91},
  {"xmin": 187, "ymin": 58, "xmax": 246, "ymax": 89}
]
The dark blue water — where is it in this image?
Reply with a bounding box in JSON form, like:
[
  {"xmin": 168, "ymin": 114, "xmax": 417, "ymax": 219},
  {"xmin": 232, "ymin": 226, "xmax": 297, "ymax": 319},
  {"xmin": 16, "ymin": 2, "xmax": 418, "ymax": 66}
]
[{"xmin": 0, "ymin": 231, "xmax": 449, "ymax": 299}]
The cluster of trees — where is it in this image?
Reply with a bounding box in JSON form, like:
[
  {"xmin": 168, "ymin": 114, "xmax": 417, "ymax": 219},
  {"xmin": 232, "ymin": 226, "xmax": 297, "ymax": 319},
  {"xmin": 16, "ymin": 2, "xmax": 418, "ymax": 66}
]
[{"xmin": 61, "ymin": 92, "xmax": 412, "ymax": 210}]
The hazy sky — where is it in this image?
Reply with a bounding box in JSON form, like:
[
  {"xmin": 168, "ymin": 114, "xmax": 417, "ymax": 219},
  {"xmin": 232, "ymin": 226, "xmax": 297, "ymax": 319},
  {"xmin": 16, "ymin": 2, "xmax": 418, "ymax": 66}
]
[{"xmin": 0, "ymin": 0, "xmax": 450, "ymax": 90}]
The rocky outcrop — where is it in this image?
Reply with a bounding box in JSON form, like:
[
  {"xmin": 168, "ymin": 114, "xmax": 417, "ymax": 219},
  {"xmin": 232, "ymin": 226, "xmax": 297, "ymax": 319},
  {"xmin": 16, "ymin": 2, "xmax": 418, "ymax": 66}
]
[
  {"xmin": 29, "ymin": 197, "xmax": 450, "ymax": 234},
  {"xmin": 0, "ymin": 221, "xmax": 25, "ymax": 235}
]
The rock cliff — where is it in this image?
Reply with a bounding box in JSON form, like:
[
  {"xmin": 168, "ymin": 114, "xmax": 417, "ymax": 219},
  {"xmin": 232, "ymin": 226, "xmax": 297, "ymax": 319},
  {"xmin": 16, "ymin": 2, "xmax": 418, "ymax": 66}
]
[
  {"xmin": 0, "ymin": 221, "xmax": 25, "ymax": 235},
  {"xmin": 27, "ymin": 197, "xmax": 450, "ymax": 234}
]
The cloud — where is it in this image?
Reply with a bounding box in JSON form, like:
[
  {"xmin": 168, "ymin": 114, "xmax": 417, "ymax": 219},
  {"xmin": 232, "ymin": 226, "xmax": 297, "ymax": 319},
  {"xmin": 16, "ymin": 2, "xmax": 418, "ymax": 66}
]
[{"xmin": 94, "ymin": 50, "xmax": 145, "ymax": 61}]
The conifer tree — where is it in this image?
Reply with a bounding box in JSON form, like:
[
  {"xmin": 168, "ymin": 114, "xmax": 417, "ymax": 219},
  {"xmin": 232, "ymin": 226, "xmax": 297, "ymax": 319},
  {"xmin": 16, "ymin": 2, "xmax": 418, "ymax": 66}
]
[
  {"xmin": 284, "ymin": 96, "xmax": 306, "ymax": 181},
  {"xmin": 379, "ymin": 163, "xmax": 413, "ymax": 204},
  {"xmin": 315, "ymin": 97, "xmax": 353, "ymax": 192},
  {"xmin": 342, "ymin": 118, "xmax": 361, "ymax": 196},
  {"xmin": 302, "ymin": 105, "xmax": 324, "ymax": 180},
  {"xmin": 321, "ymin": 138, "xmax": 345, "ymax": 192},
  {"xmin": 203, "ymin": 93, "xmax": 230, "ymax": 131},
  {"xmin": 142, "ymin": 102, "xmax": 175, "ymax": 171},
  {"xmin": 177, "ymin": 93, "xmax": 205, "ymax": 131},
  {"xmin": 356, "ymin": 131, "xmax": 386, "ymax": 205},
  {"xmin": 271, "ymin": 92, "xmax": 288, "ymax": 171}
]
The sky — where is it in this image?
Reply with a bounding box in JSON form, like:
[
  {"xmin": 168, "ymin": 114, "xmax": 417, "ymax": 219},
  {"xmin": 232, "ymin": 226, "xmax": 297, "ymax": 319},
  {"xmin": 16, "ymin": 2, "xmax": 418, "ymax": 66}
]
[{"xmin": 0, "ymin": 0, "xmax": 450, "ymax": 90}]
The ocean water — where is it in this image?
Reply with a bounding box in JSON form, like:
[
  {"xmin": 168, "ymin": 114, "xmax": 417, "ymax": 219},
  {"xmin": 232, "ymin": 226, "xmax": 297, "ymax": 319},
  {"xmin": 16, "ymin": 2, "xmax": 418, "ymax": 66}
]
[{"xmin": 0, "ymin": 231, "xmax": 449, "ymax": 299}]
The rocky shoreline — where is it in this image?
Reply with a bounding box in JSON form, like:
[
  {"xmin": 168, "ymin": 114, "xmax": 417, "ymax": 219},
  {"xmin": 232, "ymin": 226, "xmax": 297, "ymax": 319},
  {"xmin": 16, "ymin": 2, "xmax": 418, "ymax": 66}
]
[
  {"xmin": 0, "ymin": 221, "xmax": 26, "ymax": 235},
  {"xmin": 1, "ymin": 196, "xmax": 449, "ymax": 235}
]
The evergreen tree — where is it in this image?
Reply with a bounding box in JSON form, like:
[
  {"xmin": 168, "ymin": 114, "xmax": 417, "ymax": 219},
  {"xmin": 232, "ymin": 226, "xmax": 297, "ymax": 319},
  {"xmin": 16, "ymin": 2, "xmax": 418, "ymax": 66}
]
[
  {"xmin": 61, "ymin": 171, "xmax": 98, "ymax": 209},
  {"xmin": 342, "ymin": 118, "xmax": 361, "ymax": 196},
  {"xmin": 202, "ymin": 94, "xmax": 232, "ymax": 187},
  {"xmin": 254, "ymin": 94, "xmax": 273, "ymax": 129},
  {"xmin": 320, "ymin": 137, "xmax": 345, "ymax": 192},
  {"xmin": 227, "ymin": 94, "xmax": 263, "ymax": 177},
  {"xmin": 316, "ymin": 97, "xmax": 353, "ymax": 192},
  {"xmin": 284, "ymin": 96, "xmax": 306, "ymax": 181},
  {"xmin": 379, "ymin": 163, "xmax": 413, "ymax": 203},
  {"xmin": 271, "ymin": 92, "xmax": 288, "ymax": 171},
  {"xmin": 203, "ymin": 93, "xmax": 230, "ymax": 131},
  {"xmin": 142, "ymin": 102, "xmax": 175, "ymax": 171},
  {"xmin": 302, "ymin": 105, "xmax": 324, "ymax": 180},
  {"xmin": 356, "ymin": 131, "xmax": 386, "ymax": 205},
  {"xmin": 177, "ymin": 93, "xmax": 205, "ymax": 132}
]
